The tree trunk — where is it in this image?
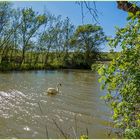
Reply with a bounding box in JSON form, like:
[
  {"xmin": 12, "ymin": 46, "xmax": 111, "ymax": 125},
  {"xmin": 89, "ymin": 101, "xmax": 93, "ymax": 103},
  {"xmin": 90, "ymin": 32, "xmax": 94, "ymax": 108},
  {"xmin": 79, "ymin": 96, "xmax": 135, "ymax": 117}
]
[{"xmin": 21, "ymin": 46, "xmax": 25, "ymax": 65}]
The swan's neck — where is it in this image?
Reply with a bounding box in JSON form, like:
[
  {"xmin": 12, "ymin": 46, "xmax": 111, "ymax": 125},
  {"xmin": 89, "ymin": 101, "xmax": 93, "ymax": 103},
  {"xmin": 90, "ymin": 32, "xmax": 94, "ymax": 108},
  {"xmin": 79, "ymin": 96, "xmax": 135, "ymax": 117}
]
[{"xmin": 56, "ymin": 86, "xmax": 59, "ymax": 92}]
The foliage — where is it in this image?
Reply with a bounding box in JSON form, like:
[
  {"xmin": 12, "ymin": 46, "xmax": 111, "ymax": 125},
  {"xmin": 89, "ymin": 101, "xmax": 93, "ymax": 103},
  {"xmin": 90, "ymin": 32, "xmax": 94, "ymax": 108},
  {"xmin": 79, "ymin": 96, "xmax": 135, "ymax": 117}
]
[
  {"xmin": 70, "ymin": 24, "xmax": 106, "ymax": 66},
  {"xmin": 100, "ymin": 51, "xmax": 120, "ymax": 61},
  {"xmin": 98, "ymin": 16, "xmax": 140, "ymax": 138},
  {"xmin": 125, "ymin": 128, "xmax": 140, "ymax": 139},
  {"xmin": 49, "ymin": 59, "xmax": 64, "ymax": 69},
  {"xmin": 0, "ymin": 2, "xmax": 12, "ymax": 33},
  {"xmin": 0, "ymin": 2, "xmax": 107, "ymax": 71},
  {"xmin": 19, "ymin": 8, "xmax": 47, "ymax": 63},
  {"xmin": 91, "ymin": 62, "xmax": 103, "ymax": 72},
  {"xmin": 80, "ymin": 135, "xmax": 88, "ymax": 139},
  {"xmin": 38, "ymin": 16, "xmax": 74, "ymax": 67}
]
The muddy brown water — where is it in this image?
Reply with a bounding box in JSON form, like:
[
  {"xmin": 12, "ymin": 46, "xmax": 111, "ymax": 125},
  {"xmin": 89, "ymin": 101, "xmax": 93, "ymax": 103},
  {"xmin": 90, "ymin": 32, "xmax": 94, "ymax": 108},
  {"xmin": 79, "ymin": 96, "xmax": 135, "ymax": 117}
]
[{"xmin": 0, "ymin": 70, "xmax": 116, "ymax": 138}]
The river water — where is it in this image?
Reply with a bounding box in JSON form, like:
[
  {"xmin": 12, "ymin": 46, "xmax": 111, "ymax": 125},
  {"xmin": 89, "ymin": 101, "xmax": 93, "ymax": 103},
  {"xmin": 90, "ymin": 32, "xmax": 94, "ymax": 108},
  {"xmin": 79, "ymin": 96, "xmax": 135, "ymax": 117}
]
[{"xmin": 0, "ymin": 70, "xmax": 115, "ymax": 138}]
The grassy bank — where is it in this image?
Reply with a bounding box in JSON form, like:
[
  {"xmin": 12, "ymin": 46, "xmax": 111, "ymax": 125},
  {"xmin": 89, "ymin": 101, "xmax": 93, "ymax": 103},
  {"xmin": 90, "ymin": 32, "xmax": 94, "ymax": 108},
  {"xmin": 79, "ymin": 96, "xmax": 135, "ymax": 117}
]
[{"xmin": 0, "ymin": 51, "xmax": 117, "ymax": 72}]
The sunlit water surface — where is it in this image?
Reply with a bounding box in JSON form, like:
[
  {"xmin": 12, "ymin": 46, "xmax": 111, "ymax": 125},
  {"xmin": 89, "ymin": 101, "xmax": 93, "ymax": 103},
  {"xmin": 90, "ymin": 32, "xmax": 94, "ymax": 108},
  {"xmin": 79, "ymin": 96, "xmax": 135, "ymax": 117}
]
[{"xmin": 0, "ymin": 70, "xmax": 115, "ymax": 138}]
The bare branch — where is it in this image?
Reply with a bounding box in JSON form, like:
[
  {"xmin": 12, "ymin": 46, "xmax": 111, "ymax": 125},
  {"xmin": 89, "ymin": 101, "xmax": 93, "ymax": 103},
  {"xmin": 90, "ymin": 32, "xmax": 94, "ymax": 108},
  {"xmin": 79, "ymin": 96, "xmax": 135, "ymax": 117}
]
[
  {"xmin": 76, "ymin": 1, "xmax": 99, "ymax": 24},
  {"xmin": 52, "ymin": 118, "xmax": 68, "ymax": 139}
]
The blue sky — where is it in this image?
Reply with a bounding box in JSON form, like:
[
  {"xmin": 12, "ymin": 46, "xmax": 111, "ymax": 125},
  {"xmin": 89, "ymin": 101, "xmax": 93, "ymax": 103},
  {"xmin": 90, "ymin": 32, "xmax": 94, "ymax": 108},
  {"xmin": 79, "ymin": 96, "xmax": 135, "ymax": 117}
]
[{"xmin": 13, "ymin": 1, "xmax": 128, "ymax": 52}]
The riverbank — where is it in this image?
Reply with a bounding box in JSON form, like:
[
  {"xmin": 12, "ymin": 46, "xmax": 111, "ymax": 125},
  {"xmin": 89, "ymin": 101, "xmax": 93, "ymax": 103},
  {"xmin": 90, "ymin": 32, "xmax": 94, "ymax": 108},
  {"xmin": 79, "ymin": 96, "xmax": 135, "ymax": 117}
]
[
  {"xmin": 0, "ymin": 61, "xmax": 109, "ymax": 72},
  {"xmin": 0, "ymin": 50, "xmax": 117, "ymax": 72}
]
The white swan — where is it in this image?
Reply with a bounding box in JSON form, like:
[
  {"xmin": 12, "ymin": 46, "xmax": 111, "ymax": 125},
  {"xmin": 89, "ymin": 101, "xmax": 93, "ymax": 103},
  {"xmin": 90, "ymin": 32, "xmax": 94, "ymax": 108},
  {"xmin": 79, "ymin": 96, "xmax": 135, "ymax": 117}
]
[{"xmin": 47, "ymin": 83, "xmax": 62, "ymax": 95}]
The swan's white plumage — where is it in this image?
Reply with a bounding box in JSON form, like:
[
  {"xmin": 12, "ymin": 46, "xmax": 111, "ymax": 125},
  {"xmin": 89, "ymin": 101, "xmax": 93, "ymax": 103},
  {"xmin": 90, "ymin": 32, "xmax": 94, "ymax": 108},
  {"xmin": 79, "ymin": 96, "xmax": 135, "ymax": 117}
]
[
  {"xmin": 47, "ymin": 88, "xmax": 58, "ymax": 95},
  {"xmin": 47, "ymin": 83, "xmax": 61, "ymax": 95}
]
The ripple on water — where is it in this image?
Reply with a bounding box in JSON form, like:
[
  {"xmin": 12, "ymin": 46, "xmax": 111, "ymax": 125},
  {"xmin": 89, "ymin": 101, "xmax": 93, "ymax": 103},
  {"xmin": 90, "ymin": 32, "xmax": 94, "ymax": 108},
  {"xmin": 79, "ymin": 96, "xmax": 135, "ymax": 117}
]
[{"xmin": 0, "ymin": 70, "xmax": 115, "ymax": 139}]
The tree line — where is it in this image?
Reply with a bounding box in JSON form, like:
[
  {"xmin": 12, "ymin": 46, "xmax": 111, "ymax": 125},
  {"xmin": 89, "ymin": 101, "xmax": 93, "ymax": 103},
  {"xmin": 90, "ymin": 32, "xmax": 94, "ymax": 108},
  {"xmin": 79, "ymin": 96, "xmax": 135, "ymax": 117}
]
[{"xmin": 0, "ymin": 2, "xmax": 106, "ymax": 71}]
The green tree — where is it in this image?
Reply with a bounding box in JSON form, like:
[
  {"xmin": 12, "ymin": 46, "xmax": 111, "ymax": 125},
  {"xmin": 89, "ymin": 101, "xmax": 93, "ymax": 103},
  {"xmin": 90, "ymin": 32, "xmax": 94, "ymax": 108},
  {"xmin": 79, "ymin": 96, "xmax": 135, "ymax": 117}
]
[
  {"xmin": 0, "ymin": 2, "xmax": 20, "ymax": 67},
  {"xmin": 0, "ymin": 2, "xmax": 12, "ymax": 57},
  {"xmin": 39, "ymin": 14, "xmax": 62, "ymax": 67},
  {"xmin": 19, "ymin": 8, "xmax": 47, "ymax": 65},
  {"xmin": 39, "ymin": 27, "xmax": 57, "ymax": 66},
  {"xmin": 0, "ymin": 2, "xmax": 12, "ymax": 34},
  {"xmin": 39, "ymin": 15, "xmax": 74, "ymax": 68},
  {"xmin": 60, "ymin": 17, "xmax": 74, "ymax": 64},
  {"xmin": 98, "ymin": 13, "xmax": 140, "ymax": 138},
  {"xmin": 70, "ymin": 24, "xmax": 106, "ymax": 67}
]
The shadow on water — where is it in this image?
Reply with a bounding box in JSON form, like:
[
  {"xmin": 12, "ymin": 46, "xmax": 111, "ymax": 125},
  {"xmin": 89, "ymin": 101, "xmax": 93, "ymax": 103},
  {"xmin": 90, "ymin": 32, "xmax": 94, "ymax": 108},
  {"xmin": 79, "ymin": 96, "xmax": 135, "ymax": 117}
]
[{"xmin": 0, "ymin": 70, "xmax": 116, "ymax": 138}]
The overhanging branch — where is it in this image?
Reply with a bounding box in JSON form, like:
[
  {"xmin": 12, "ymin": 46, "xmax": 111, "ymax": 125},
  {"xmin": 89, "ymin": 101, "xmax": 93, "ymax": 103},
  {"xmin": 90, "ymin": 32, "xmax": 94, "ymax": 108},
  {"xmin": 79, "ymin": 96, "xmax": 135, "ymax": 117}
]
[{"xmin": 117, "ymin": 1, "xmax": 140, "ymax": 15}]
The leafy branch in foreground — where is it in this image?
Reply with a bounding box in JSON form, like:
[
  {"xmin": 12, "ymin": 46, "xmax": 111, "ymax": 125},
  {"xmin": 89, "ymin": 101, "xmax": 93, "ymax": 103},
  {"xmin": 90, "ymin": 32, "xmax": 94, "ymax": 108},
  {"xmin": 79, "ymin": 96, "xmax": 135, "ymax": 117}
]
[{"xmin": 98, "ymin": 16, "xmax": 140, "ymax": 138}]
